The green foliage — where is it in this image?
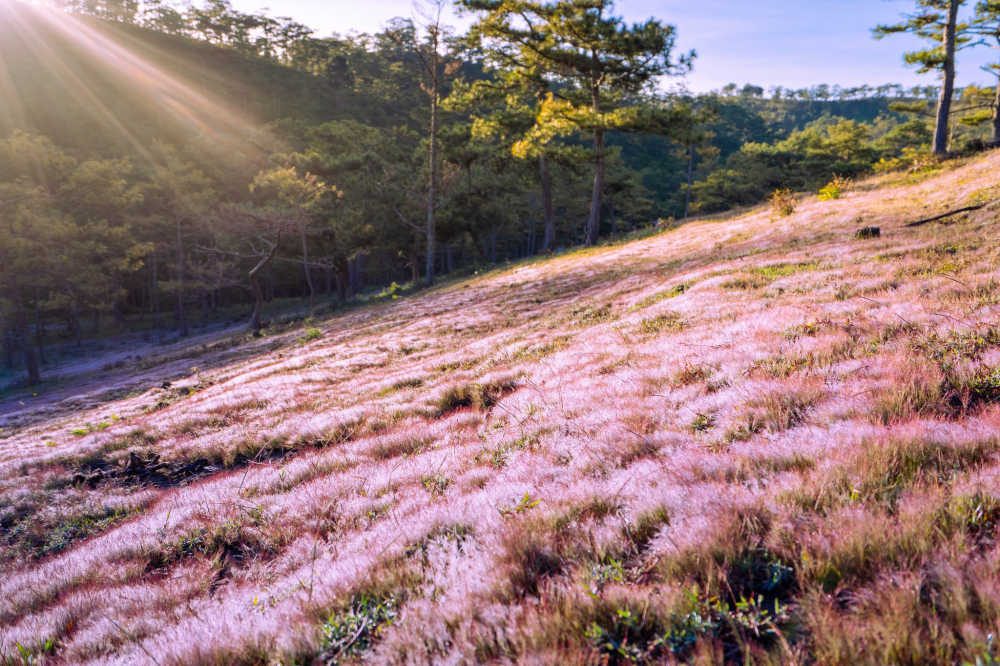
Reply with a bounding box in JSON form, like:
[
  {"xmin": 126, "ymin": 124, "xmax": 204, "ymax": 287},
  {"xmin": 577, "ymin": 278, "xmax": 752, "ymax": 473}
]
[
  {"xmin": 690, "ymin": 413, "xmax": 716, "ymax": 433},
  {"xmin": 499, "ymin": 492, "xmax": 541, "ymax": 518},
  {"xmin": 297, "ymin": 328, "xmax": 322, "ymax": 342},
  {"xmin": 319, "ymin": 595, "xmax": 399, "ymax": 665},
  {"xmin": 818, "ymin": 175, "xmax": 851, "ymax": 200},
  {"xmin": 3, "ymin": 506, "xmax": 136, "ymax": 560}
]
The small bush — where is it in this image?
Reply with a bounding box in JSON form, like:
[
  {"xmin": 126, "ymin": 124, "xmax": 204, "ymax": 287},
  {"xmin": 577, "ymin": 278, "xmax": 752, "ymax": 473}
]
[
  {"xmin": 297, "ymin": 328, "xmax": 322, "ymax": 343},
  {"xmin": 498, "ymin": 522, "xmax": 563, "ymax": 600},
  {"xmin": 750, "ymin": 389, "xmax": 819, "ymax": 431},
  {"xmin": 5, "ymin": 506, "xmax": 137, "ymax": 560},
  {"xmin": 674, "ymin": 362, "xmax": 713, "ymax": 386},
  {"xmin": 967, "ymin": 366, "xmax": 1000, "ymax": 404},
  {"xmin": 618, "ymin": 438, "xmax": 661, "ymax": 467},
  {"xmin": 769, "ymin": 188, "xmax": 796, "ymax": 219},
  {"xmin": 818, "ymin": 175, "xmax": 851, "ymax": 201}
]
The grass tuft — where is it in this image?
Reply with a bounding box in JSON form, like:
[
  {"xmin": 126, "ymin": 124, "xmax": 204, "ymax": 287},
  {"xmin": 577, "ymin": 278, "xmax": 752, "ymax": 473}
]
[{"xmin": 435, "ymin": 377, "xmax": 519, "ymax": 415}]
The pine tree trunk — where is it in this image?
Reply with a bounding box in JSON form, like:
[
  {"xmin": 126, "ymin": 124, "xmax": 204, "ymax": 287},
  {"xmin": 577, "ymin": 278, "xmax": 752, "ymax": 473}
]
[
  {"xmin": 66, "ymin": 283, "xmax": 83, "ymax": 348},
  {"xmin": 355, "ymin": 254, "xmax": 364, "ymax": 293},
  {"xmin": 585, "ymin": 64, "xmax": 606, "ymax": 247},
  {"xmin": 992, "ymin": 76, "xmax": 1000, "ymax": 145},
  {"xmin": 426, "ymin": 85, "xmax": 439, "ymax": 286},
  {"xmin": 175, "ymin": 214, "xmax": 188, "ymax": 337},
  {"xmin": 685, "ymin": 145, "xmax": 694, "ymax": 218},
  {"xmin": 540, "ymin": 154, "xmax": 556, "ymax": 252},
  {"xmin": 586, "ymin": 127, "xmax": 606, "ymax": 246},
  {"xmin": 112, "ymin": 272, "xmax": 126, "ymax": 332},
  {"xmin": 348, "ymin": 257, "xmax": 357, "ymax": 298},
  {"xmin": 933, "ymin": 0, "xmax": 960, "ymax": 155},
  {"xmin": 249, "ymin": 237, "xmax": 280, "ymax": 336},
  {"xmin": 8, "ymin": 277, "xmax": 40, "ymax": 384},
  {"xmin": 609, "ymin": 203, "xmax": 617, "ymax": 237},
  {"xmin": 335, "ymin": 273, "xmax": 345, "ymax": 302},
  {"xmin": 299, "ymin": 224, "xmax": 315, "ymax": 309},
  {"xmin": 35, "ymin": 287, "xmax": 45, "ymax": 366},
  {"xmin": 3, "ymin": 326, "xmax": 13, "ymax": 370},
  {"xmin": 151, "ymin": 250, "xmax": 161, "ymax": 329}
]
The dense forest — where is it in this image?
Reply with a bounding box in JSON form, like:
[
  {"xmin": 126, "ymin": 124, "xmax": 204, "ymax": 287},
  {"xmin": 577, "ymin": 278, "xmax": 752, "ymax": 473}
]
[{"xmin": 1, "ymin": 0, "xmax": 998, "ymax": 386}]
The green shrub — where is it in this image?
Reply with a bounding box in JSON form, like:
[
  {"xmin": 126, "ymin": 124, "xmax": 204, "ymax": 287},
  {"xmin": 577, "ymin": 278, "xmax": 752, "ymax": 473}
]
[
  {"xmin": 818, "ymin": 175, "xmax": 851, "ymax": 201},
  {"xmin": 298, "ymin": 328, "xmax": 322, "ymax": 342},
  {"xmin": 319, "ymin": 595, "xmax": 398, "ymax": 665}
]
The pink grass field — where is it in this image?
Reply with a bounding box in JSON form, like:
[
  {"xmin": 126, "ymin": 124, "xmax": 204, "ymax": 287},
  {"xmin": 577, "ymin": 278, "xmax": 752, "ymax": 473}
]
[{"xmin": 2, "ymin": 151, "xmax": 1000, "ymax": 665}]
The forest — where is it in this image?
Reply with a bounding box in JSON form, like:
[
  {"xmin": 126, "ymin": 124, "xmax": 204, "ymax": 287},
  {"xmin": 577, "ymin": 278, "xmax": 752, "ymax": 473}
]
[{"xmin": 2, "ymin": 0, "xmax": 999, "ymax": 387}]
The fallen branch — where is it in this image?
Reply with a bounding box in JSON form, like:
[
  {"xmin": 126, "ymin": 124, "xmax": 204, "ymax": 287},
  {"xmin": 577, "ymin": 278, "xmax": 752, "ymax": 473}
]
[{"xmin": 905, "ymin": 202, "xmax": 993, "ymax": 227}]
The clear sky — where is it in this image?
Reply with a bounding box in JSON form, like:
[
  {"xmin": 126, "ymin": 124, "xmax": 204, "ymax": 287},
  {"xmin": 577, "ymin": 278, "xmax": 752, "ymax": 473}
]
[{"xmin": 229, "ymin": 0, "xmax": 1000, "ymax": 92}]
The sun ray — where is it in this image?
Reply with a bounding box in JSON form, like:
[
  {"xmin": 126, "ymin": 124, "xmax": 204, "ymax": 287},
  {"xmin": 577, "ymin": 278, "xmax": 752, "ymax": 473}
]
[{"xmin": 3, "ymin": 1, "xmax": 258, "ymax": 161}]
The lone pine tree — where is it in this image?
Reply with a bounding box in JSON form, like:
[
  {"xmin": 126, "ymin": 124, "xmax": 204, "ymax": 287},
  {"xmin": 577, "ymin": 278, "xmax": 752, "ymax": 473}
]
[
  {"xmin": 459, "ymin": 0, "xmax": 693, "ymax": 245},
  {"xmin": 875, "ymin": 0, "xmax": 969, "ymax": 154}
]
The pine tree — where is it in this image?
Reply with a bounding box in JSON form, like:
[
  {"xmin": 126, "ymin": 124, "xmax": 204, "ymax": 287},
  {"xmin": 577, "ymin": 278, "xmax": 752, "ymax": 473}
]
[
  {"xmin": 875, "ymin": 0, "xmax": 970, "ymax": 154},
  {"xmin": 970, "ymin": 0, "xmax": 1000, "ymax": 143},
  {"xmin": 385, "ymin": 0, "xmax": 464, "ymax": 285},
  {"xmin": 458, "ymin": 0, "xmax": 693, "ymax": 245}
]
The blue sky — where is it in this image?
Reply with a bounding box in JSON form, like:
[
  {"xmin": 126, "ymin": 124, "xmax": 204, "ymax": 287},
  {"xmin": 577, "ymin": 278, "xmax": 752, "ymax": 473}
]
[{"xmin": 230, "ymin": 0, "xmax": 1000, "ymax": 92}]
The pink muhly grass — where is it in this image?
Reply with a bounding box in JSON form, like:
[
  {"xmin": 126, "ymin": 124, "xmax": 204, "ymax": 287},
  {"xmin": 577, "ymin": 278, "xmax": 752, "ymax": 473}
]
[{"xmin": 2, "ymin": 151, "xmax": 1000, "ymax": 663}]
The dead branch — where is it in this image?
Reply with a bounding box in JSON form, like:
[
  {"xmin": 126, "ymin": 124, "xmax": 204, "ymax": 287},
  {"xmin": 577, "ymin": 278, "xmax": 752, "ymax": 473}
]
[
  {"xmin": 393, "ymin": 206, "xmax": 427, "ymax": 233},
  {"xmin": 195, "ymin": 244, "xmax": 334, "ymax": 269},
  {"xmin": 905, "ymin": 201, "xmax": 994, "ymax": 227}
]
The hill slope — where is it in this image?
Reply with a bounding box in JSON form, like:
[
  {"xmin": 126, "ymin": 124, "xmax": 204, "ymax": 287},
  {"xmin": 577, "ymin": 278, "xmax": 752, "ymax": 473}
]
[{"xmin": 1, "ymin": 151, "xmax": 1000, "ymax": 664}]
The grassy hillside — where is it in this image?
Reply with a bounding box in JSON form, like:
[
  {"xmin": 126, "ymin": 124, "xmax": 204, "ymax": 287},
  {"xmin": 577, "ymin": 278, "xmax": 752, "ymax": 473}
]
[{"xmin": 1, "ymin": 149, "xmax": 1000, "ymax": 665}]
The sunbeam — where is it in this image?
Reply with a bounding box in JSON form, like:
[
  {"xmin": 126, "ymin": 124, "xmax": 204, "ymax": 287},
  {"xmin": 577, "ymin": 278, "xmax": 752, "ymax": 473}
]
[{"xmin": 1, "ymin": 0, "xmax": 255, "ymax": 160}]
